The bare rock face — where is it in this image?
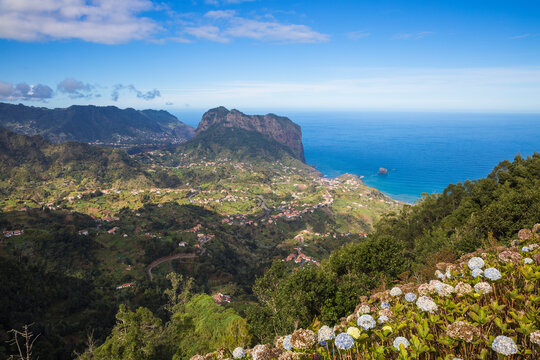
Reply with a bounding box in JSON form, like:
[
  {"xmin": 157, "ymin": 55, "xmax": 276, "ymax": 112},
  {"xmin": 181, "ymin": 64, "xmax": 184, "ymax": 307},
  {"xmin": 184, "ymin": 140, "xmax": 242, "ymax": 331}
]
[{"xmin": 196, "ymin": 107, "xmax": 305, "ymax": 162}]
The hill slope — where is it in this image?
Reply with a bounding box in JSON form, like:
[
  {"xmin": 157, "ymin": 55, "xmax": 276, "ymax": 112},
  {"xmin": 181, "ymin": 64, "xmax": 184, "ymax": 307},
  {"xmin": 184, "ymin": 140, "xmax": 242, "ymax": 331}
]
[{"xmin": 0, "ymin": 102, "xmax": 195, "ymax": 146}]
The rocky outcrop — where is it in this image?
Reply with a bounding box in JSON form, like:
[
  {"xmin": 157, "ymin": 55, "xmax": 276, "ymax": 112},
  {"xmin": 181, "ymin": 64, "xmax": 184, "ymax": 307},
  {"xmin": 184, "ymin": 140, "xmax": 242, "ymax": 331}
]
[{"xmin": 195, "ymin": 107, "xmax": 305, "ymax": 162}]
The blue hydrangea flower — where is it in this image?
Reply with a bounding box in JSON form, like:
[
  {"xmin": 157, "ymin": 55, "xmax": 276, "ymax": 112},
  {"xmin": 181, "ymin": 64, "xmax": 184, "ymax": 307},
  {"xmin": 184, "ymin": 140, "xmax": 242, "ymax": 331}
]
[
  {"xmin": 471, "ymin": 268, "xmax": 483, "ymax": 278},
  {"xmin": 377, "ymin": 315, "xmax": 389, "ymax": 323},
  {"xmin": 483, "ymin": 267, "xmax": 502, "ymax": 281},
  {"xmin": 232, "ymin": 347, "xmax": 245, "ymax": 359},
  {"xmin": 404, "ymin": 293, "xmax": 417, "ymax": 302},
  {"xmin": 357, "ymin": 314, "xmax": 376, "ymax": 330},
  {"xmin": 522, "ymin": 246, "xmax": 530, "ymax": 252},
  {"xmin": 393, "ymin": 336, "xmax": 410, "ymax": 351},
  {"xmin": 283, "ymin": 335, "xmax": 292, "ymax": 351},
  {"xmin": 334, "ymin": 333, "xmax": 354, "ymax": 350},
  {"xmin": 491, "ymin": 335, "xmax": 518, "ymax": 355},
  {"xmin": 381, "ymin": 301, "xmax": 390, "ymax": 309}
]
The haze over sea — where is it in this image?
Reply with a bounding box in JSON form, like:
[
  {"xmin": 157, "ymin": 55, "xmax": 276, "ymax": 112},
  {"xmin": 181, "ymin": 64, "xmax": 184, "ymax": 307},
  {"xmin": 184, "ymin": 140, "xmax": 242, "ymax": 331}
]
[{"xmin": 177, "ymin": 110, "xmax": 540, "ymax": 203}]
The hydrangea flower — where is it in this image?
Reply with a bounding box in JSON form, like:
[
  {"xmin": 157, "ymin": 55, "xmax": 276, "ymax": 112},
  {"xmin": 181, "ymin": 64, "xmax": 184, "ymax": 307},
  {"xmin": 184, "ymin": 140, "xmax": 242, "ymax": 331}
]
[
  {"xmin": 418, "ymin": 283, "xmax": 436, "ymax": 296},
  {"xmin": 468, "ymin": 257, "xmax": 485, "ymax": 270},
  {"xmin": 380, "ymin": 301, "xmax": 390, "ymax": 309},
  {"xmin": 283, "ymin": 335, "xmax": 292, "ymax": 351},
  {"xmin": 521, "ymin": 246, "xmax": 530, "ymax": 252},
  {"xmin": 491, "ymin": 335, "xmax": 518, "ymax": 355},
  {"xmin": 317, "ymin": 325, "xmax": 335, "ymax": 342},
  {"xmin": 524, "ymin": 257, "xmax": 533, "ymax": 264},
  {"xmin": 436, "ymin": 284, "xmax": 454, "ymax": 297},
  {"xmin": 404, "ymin": 293, "xmax": 417, "ymax": 302},
  {"xmin": 346, "ymin": 326, "xmax": 361, "ymax": 339},
  {"xmin": 357, "ymin": 314, "xmax": 376, "ymax": 330},
  {"xmin": 483, "ymin": 267, "xmax": 502, "ymax": 281},
  {"xmin": 416, "ymin": 296, "xmax": 438, "ymax": 313},
  {"xmin": 455, "ymin": 282, "xmax": 472, "ymax": 296},
  {"xmin": 356, "ymin": 304, "xmax": 371, "ymax": 315},
  {"xmin": 471, "ymin": 269, "xmax": 483, "ymax": 278},
  {"xmin": 377, "ymin": 315, "xmax": 389, "ymax": 323},
  {"xmin": 474, "ymin": 282, "xmax": 492, "ymax": 294},
  {"xmin": 435, "ymin": 270, "xmax": 445, "ymax": 279},
  {"xmin": 530, "ymin": 330, "xmax": 540, "ymax": 345},
  {"xmin": 393, "ymin": 336, "xmax": 410, "ymax": 351},
  {"xmin": 390, "ymin": 287, "xmax": 402, "ymax": 297},
  {"xmin": 335, "ymin": 333, "xmax": 355, "ymax": 350},
  {"xmin": 290, "ymin": 329, "xmax": 316, "ymax": 349},
  {"xmin": 232, "ymin": 347, "xmax": 245, "ymax": 359},
  {"xmin": 382, "ymin": 325, "xmax": 392, "ymax": 333}
]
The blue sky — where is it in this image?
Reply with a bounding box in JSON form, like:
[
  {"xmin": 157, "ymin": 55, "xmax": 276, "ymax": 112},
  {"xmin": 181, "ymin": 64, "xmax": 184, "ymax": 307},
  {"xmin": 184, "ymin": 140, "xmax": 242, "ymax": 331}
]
[{"xmin": 0, "ymin": 0, "xmax": 539, "ymax": 112}]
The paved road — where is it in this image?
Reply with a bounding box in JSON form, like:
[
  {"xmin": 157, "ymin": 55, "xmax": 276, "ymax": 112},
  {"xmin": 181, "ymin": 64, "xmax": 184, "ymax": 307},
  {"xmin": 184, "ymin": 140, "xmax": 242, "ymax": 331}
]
[{"xmin": 146, "ymin": 253, "xmax": 197, "ymax": 281}]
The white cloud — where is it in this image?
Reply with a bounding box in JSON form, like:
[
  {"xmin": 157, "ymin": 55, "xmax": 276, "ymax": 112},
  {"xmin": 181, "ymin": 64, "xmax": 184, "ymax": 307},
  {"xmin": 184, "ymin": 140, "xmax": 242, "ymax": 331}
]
[
  {"xmin": 185, "ymin": 13, "xmax": 329, "ymax": 43},
  {"xmin": 205, "ymin": 0, "xmax": 256, "ymax": 5},
  {"xmin": 393, "ymin": 31, "xmax": 433, "ymax": 40},
  {"xmin": 57, "ymin": 77, "xmax": 95, "ymax": 98},
  {"xmin": 0, "ymin": 80, "xmax": 53, "ymax": 101},
  {"xmin": 0, "ymin": 0, "xmax": 159, "ymax": 44},
  {"xmin": 111, "ymin": 84, "xmax": 161, "ymax": 101}
]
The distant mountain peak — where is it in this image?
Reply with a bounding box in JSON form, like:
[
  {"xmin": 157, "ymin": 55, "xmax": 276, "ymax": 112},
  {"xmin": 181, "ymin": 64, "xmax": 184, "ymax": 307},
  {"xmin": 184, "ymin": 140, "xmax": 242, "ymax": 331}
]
[{"xmin": 195, "ymin": 107, "xmax": 305, "ymax": 162}]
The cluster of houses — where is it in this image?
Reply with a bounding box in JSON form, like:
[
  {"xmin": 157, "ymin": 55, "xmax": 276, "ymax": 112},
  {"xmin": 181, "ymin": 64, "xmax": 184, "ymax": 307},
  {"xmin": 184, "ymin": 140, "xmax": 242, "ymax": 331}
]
[
  {"xmin": 115, "ymin": 282, "xmax": 135, "ymax": 290},
  {"xmin": 3, "ymin": 229, "xmax": 24, "ymax": 238},
  {"xmin": 213, "ymin": 293, "xmax": 231, "ymax": 305},
  {"xmin": 283, "ymin": 248, "xmax": 320, "ymax": 267}
]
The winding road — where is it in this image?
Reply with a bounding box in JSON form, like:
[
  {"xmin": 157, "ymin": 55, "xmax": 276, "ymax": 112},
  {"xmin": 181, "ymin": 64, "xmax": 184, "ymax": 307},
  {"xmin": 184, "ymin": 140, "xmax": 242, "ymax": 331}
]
[{"xmin": 146, "ymin": 253, "xmax": 197, "ymax": 281}]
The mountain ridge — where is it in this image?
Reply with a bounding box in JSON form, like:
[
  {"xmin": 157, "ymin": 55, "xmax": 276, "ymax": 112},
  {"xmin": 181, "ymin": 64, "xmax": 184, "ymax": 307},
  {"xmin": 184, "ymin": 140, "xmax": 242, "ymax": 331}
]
[{"xmin": 0, "ymin": 102, "xmax": 195, "ymax": 147}]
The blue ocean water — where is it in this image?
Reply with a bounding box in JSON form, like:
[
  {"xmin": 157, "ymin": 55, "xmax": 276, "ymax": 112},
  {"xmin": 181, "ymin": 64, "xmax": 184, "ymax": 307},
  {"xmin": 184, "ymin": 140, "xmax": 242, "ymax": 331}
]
[{"xmin": 175, "ymin": 110, "xmax": 540, "ymax": 203}]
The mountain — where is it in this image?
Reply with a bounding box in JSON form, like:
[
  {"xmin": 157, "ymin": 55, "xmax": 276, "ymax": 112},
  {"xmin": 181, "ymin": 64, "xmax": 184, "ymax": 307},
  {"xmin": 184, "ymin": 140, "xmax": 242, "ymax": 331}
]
[
  {"xmin": 0, "ymin": 102, "xmax": 195, "ymax": 147},
  {"xmin": 194, "ymin": 107, "xmax": 305, "ymax": 162}
]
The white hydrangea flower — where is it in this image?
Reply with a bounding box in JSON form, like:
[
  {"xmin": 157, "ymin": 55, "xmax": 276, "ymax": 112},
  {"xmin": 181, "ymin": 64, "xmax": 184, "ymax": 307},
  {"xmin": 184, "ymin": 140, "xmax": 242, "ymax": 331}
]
[
  {"xmin": 530, "ymin": 330, "xmax": 540, "ymax": 345},
  {"xmin": 436, "ymin": 283, "xmax": 454, "ymax": 297},
  {"xmin": 393, "ymin": 336, "xmax": 410, "ymax": 351},
  {"xmin": 524, "ymin": 257, "xmax": 533, "ymax": 264},
  {"xmin": 377, "ymin": 315, "xmax": 389, "ymax": 323},
  {"xmin": 483, "ymin": 267, "xmax": 502, "ymax": 281},
  {"xmin": 357, "ymin": 314, "xmax": 376, "ymax": 330},
  {"xmin": 416, "ymin": 296, "xmax": 438, "ymax": 313},
  {"xmin": 317, "ymin": 325, "xmax": 335, "ymax": 342},
  {"xmin": 521, "ymin": 246, "xmax": 530, "ymax": 252},
  {"xmin": 232, "ymin": 347, "xmax": 245, "ymax": 359},
  {"xmin": 390, "ymin": 287, "xmax": 402, "ymax": 297},
  {"xmin": 404, "ymin": 293, "xmax": 417, "ymax": 302},
  {"xmin": 491, "ymin": 335, "xmax": 518, "ymax": 355},
  {"xmin": 356, "ymin": 304, "xmax": 371, "ymax": 315},
  {"xmin": 471, "ymin": 268, "xmax": 483, "ymax": 278},
  {"xmin": 474, "ymin": 282, "xmax": 492, "ymax": 294},
  {"xmin": 468, "ymin": 257, "xmax": 485, "ymax": 270}
]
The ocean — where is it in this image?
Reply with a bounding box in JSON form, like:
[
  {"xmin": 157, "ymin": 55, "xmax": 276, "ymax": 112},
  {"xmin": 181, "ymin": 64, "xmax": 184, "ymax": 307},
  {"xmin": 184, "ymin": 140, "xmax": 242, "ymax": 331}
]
[{"xmin": 175, "ymin": 110, "xmax": 540, "ymax": 203}]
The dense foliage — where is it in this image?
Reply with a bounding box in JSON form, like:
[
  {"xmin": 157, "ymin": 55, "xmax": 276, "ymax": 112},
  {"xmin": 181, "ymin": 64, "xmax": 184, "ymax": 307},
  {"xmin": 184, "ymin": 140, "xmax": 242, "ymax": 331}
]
[{"xmin": 246, "ymin": 153, "xmax": 540, "ymax": 343}]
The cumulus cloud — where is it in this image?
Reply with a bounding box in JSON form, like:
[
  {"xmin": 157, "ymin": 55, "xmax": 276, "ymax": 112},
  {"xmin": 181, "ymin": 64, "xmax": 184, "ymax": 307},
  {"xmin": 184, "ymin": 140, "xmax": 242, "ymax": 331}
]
[
  {"xmin": 111, "ymin": 84, "xmax": 161, "ymax": 101},
  {"xmin": 0, "ymin": 81, "xmax": 53, "ymax": 101},
  {"xmin": 57, "ymin": 77, "xmax": 94, "ymax": 98},
  {"xmin": 184, "ymin": 12, "xmax": 329, "ymax": 43},
  {"xmin": 0, "ymin": 0, "xmax": 159, "ymax": 44}
]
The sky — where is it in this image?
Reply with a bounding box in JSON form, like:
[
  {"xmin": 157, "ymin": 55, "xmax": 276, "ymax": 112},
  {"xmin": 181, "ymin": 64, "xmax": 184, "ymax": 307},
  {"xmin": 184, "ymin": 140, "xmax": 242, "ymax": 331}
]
[{"xmin": 0, "ymin": 0, "xmax": 539, "ymax": 113}]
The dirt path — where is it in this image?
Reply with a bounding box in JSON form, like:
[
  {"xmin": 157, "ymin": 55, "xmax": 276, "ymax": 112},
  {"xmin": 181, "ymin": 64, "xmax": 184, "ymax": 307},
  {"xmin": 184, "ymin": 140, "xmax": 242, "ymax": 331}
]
[{"xmin": 146, "ymin": 253, "xmax": 197, "ymax": 281}]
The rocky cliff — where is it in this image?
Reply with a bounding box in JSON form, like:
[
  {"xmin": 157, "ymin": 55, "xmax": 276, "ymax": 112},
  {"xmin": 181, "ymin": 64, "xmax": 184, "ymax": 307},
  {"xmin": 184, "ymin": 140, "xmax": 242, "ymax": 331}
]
[{"xmin": 195, "ymin": 107, "xmax": 305, "ymax": 162}]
